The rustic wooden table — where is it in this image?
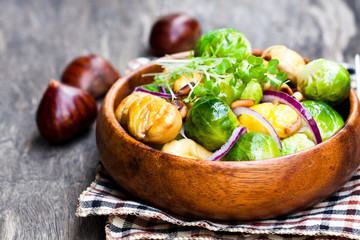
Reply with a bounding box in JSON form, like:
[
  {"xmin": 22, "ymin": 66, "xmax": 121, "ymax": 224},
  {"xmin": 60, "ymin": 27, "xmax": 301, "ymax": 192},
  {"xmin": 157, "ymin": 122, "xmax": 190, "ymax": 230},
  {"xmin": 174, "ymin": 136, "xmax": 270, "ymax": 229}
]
[{"xmin": 1, "ymin": 0, "xmax": 359, "ymax": 239}]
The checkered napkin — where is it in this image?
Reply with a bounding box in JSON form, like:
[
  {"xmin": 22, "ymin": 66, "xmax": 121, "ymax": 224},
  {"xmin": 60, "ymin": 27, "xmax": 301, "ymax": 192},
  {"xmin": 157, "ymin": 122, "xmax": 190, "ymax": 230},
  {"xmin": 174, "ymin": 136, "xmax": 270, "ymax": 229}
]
[{"xmin": 76, "ymin": 165, "xmax": 360, "ymax": 240}]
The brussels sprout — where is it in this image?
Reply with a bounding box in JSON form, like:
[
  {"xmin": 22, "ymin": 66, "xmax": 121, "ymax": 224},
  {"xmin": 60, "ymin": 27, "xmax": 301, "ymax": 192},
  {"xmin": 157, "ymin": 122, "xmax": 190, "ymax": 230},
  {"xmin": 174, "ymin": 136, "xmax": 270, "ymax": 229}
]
[
  {"xmin": 223, "ymin": 132, "xmax": 281, "ymax": 161},
  {"xmin": 297, "ymin": 59, "xmax": 350, "ymax": 106},
  {"xmin": 194, "ymin": 28, "xmax": 251, "ymax": 62},
  {"xmin": 302, "ymin": 100, "xmax": 344, "ymax": 141},
  {"xmin": 218, "ymin": 76, "xmax": 246, "ymax": 105},
  {"xmin": 240, "ymin": 79, "xmax": 263, "ymax": 104},
  {"xmin": 281, "ymin": 133, "xmax": 315, "ymax": 156},
  {"xmin": 185, "ymin": 96, "xmax": 239, "ymax": 151}
]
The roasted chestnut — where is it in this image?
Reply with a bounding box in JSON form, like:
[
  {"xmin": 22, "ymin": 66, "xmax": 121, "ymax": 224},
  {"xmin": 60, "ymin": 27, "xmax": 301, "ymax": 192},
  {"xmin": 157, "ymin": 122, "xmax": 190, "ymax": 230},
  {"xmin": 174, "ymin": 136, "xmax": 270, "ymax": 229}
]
[
  {"xmin": 36, "ymin": 79, "xmax": 98, "ymax": 144},
  {"xmin": 149, "ymin": 13, "xmax": 201, "ymax": 56},
  {"xmin": 61, "ymin": 54, "xmax": 120, "ymax": 99},
  {"xmin": 161, "ymin": 139, "xmax": 212, "ymax": 160},
  {"xmin": 115, "ymin": 92, "xmax": 182, "ymax": 144},
  {"xmin": 261, "ymin": 45, "xmax": 306, "ymax": 86}
]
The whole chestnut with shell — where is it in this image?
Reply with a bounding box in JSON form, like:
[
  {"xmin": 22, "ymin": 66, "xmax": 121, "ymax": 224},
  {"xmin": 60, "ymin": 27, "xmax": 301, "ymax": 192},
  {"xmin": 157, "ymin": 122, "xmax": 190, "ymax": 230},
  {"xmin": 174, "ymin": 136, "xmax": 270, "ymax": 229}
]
[
  {"xmin": 61, "ymin": 54, "xmax": 120, "ymax": 99},
  {"xmin": 149, "ymin": 13, "xmax": 201, "ymax": 56},
  {"xmin": 36, "ymin": 79, "xmax": 98, "ymax": 144}
]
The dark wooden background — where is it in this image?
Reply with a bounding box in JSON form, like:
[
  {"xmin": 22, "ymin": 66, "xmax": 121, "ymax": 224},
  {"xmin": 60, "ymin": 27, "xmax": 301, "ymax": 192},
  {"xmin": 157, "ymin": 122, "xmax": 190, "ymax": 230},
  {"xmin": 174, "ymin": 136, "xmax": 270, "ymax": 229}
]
[{"xmin": 0, "ymin": 0, "xmax": 359, "ymax": 239}]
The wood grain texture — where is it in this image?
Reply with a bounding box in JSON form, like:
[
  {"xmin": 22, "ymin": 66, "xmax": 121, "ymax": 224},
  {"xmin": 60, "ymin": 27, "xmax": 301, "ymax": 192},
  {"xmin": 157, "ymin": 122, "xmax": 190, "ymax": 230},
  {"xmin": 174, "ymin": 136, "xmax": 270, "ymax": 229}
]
[{"xmin": 0, "ymin": 0, "xmax": 359, "ymax": 239}]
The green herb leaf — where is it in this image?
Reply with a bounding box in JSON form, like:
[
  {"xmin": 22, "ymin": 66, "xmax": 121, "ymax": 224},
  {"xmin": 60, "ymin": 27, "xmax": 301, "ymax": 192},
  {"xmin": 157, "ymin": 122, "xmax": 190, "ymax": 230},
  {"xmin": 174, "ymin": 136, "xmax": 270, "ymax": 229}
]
[
  {"xmin": 229, "ymin": 77, "xmax": 236, "ymax": 86},
  {"xmin": 247, "ymin": 55, "xmax": 263, "ymax": 66},
  {"xmin": 204, "ymin": 79, "xmax": 214, "ymax": 90},
  {"xmin": 211, "ymin": 84, "xmax": 221, "ymax": 95},
  {"xmin": 214, "ymin": 58, "xmax": 232, "ymax": 74},
  {"xmin": 276, "ymin": 71, "xmax": 288, "ymax": 81},
  {"xmin": 193, "ymin": 85, "xmax": 206, "ymax": 97},
  {"xmin": 267, "ymin": 59, "xmax": 278, "ymax": 75}
]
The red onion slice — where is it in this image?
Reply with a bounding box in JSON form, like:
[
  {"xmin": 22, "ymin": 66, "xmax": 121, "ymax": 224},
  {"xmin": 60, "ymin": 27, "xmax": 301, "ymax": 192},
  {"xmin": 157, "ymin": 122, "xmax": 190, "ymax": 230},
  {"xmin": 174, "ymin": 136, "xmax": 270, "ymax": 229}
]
[
  {"xmin": 262, "ymin": 90, "xmax": 322, "ymax": 144},
  {"xmin": 158, "ymin": 85, "xmax": 166, "ymax": 94},
  {"xmin": 134, "ymin": 87, "xmax": 181, "ymax": 98},
  {"xmin": 232, "ymin": 107, "xmax": 282, "ymax": 150},
  {"xmin": 205, "ymin": 127, "xmax": 247, "ymax": 161}
]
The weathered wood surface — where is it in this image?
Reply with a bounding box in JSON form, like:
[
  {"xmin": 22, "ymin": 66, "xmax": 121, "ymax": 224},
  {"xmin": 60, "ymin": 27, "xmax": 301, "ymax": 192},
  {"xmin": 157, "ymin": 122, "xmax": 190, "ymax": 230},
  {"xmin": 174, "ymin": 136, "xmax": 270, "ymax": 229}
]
[{"xmin": 0, "ymin": 0, "xmax": 359, "ymax": 239}]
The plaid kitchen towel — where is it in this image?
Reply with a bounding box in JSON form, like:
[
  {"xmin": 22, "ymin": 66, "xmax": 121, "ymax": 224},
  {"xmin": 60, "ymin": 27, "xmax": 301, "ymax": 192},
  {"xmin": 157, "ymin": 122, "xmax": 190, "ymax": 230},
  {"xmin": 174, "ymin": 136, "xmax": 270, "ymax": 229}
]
[{"xmin": 76, "ymin": 165, "xmax": 360, "ymax": 240}]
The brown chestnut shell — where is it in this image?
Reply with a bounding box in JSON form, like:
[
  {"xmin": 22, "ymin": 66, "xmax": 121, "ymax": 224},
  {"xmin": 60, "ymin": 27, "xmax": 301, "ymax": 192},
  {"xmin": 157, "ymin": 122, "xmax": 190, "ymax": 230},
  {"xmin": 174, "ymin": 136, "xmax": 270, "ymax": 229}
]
[
  {"xmin": 36, "ymin": 79, "xmax": 98, "ymax": 144},
  {"xmin": 61, "ymin": 55, "xmax": 120, "ymax": 99},
  {"xmin": 149, "ymin": 13, "xmax": 201, "ymax": 56}
]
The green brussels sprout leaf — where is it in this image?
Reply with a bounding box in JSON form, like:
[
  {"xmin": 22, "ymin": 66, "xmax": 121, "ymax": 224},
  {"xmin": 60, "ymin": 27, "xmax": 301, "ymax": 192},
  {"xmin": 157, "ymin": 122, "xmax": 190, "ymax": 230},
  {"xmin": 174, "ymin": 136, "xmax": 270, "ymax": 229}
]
[
  {"xmin": 281, "ymin": 133, "xmax": 315, "ymax": 156},
  {"xmin": 194, "ymin": 28, "xmax": 252, "ymax": 62},
  {"xmin": 302, "ymin": 100, "xmax": 344, "ymax": 141},
  {"xmin": 297, "ymin": 59, "xmax": 350, "ymax": 106},
  {"xmin": 240, "ymin": 79, "xmax": 263, "ymax": 104},
  {"xmin": 223, "ymin": 132, "xmax": 281, "ymax": 161},
  {"xmin": 185, "ymin": 97, "xmax": 239, "ymax": 151}
]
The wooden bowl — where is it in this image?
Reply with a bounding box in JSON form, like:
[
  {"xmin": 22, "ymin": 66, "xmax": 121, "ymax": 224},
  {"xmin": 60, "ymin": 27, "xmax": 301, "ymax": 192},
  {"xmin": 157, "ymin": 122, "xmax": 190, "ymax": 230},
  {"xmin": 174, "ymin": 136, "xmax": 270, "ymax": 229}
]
[{"xmin": 96, "ymin": 52, "xmax": 360, "ymax": 221}]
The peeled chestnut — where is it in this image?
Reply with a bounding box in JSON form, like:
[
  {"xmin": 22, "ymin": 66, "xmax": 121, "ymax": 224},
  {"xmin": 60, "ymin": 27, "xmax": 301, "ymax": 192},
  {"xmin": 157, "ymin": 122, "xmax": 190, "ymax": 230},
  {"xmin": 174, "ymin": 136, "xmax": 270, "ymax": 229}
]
[
  {"xmin": 149, "ymin": 13, "xmax": 201, "ymax": 56},
  {"xmin": 61, "ymin": 54, "xmax": 120, "ymax": 99},
  {"xmin": 36, "ymin": 79, "xmax": 98, "ymax": 144}
]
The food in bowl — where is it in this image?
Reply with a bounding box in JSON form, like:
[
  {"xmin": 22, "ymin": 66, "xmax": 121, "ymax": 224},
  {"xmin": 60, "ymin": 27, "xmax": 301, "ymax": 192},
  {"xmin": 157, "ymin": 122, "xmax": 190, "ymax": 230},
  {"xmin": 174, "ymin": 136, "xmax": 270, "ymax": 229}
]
[
  {"xmin": 114, "ymin": 28, "xmax": 350, "ymax": 161},
  {"xmin": 96, "ymin": 28, "xmax": 360, "ymax": 221}
]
